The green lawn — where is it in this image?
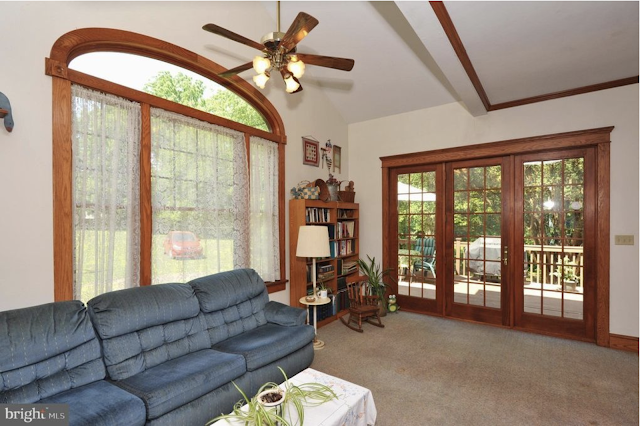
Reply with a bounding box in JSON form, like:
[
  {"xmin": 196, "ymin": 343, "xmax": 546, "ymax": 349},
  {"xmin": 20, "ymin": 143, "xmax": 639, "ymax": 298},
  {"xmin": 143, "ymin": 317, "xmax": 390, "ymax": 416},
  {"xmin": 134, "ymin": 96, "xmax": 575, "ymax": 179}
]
[{"xmin": 76, "ymin": 231, "xmax": 233, "ymax": 302}]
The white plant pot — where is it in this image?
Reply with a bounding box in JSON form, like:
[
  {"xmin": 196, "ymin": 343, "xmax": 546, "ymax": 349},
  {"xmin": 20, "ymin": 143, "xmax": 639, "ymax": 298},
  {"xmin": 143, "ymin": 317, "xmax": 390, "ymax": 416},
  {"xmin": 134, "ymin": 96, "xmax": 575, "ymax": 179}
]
[{"xmin": 318, "ymin": 290, "xmax": 328, "ymax": 299}]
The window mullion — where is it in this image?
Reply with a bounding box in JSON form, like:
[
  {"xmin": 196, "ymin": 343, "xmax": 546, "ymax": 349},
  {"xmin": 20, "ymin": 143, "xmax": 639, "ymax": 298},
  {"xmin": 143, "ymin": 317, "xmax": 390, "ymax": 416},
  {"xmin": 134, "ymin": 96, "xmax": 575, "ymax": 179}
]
[{"xmin": 140, "ymin": 103, "xmax": 152, "ymax": 286}]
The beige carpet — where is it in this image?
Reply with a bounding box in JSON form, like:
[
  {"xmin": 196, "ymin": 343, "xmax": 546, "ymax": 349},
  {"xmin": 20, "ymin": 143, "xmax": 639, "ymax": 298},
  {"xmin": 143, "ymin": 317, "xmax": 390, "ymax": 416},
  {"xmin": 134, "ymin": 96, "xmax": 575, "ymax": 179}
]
[{"xmin": 310, "ymin": 311, "xmax": 638, "ymax": 426}]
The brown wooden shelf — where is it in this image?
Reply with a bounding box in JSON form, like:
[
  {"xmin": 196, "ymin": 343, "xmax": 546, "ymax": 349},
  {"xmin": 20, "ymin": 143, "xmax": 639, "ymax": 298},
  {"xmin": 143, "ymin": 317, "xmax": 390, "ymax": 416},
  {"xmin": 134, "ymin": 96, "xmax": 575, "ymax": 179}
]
[{"xmin": 290, "ymin": 199, "xmax": 360, "ymax": 312}]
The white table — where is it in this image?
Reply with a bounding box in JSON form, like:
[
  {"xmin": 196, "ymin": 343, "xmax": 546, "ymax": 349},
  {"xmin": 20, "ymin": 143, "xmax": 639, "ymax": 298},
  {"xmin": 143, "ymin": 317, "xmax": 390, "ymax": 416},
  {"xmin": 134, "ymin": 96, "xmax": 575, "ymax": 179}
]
[
  {"xmin": 211, "ymin": 368, "xmax": 377, "ymax": 426},
  {"xmin": 299, "ymin": 296, "xmax": 332, "ymax": 350}
]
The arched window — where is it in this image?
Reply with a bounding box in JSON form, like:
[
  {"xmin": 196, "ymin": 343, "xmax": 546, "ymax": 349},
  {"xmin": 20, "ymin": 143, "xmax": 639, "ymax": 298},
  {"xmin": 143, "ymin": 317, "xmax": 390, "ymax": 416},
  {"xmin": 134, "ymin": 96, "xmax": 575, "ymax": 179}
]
[{"xmin": 47, "ymin": 28, "xmax": 286, "ymax": 302}]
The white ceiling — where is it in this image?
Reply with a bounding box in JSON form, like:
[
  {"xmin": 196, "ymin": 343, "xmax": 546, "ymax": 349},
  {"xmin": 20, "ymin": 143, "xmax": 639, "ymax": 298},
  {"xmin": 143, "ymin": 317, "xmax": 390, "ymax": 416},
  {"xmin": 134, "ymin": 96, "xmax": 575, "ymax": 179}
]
[
  {"xmin": 214, "ymin": 1, "xmax": 639, "ymax": 123},
  {"xmin": 445, "ymin": 1, "xmax": 640, "ymax": 104}
]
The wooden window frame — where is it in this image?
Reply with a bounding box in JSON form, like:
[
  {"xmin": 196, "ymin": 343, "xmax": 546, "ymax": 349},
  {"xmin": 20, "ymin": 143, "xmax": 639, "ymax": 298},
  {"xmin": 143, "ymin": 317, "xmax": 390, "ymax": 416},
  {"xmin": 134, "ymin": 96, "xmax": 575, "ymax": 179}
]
[
  {"xmin": 47, "ymin": 28, "xmax": 288, "ymax": 300},
  {"xmin": 381, "ymin": 127, "xmax": 612, "ymax": 347}
]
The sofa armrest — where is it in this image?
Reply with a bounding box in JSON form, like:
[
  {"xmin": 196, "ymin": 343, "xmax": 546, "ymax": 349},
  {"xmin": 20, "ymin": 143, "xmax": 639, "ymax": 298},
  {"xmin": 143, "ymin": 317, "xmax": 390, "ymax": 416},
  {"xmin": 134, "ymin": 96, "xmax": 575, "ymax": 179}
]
[{"xmin": 264, "ymin": 301, "xmax": 307, "ymax": 326}]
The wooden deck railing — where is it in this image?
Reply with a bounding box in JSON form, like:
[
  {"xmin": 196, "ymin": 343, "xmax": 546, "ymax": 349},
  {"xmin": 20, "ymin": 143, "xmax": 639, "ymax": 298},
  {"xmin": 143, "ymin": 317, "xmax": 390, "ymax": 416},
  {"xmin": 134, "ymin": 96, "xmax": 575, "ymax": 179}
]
[{"xmin": 453, "ymin": 238, "xmax": 584, "ymax": 288}]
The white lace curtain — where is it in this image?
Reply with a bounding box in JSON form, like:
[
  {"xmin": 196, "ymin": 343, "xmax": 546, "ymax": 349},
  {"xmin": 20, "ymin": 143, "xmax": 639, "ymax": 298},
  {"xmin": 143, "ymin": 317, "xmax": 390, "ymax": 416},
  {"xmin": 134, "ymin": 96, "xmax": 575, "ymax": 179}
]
[
  {"xmin": 71, "ymin": 85, "xmax": 141, "ymax": 301},
  {"xmin": 150, "ymin": 108, "xmax": 249, "ymax": 283},
  {"xmin": 249, "ymin": 136, "xmax": 281, "ymax": 281}
]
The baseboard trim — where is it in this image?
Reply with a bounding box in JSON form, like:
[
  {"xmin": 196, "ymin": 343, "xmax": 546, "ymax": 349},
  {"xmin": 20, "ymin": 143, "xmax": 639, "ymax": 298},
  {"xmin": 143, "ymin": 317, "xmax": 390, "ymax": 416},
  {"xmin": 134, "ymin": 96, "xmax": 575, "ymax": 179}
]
[{"xmin": 609, "ymin": 334, "xmax": 639, "ymax": 354}]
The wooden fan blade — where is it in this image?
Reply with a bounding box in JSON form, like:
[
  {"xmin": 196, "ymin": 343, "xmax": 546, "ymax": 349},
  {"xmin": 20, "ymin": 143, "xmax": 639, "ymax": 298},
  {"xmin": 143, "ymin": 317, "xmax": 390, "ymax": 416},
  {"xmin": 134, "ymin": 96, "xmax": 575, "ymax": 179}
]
[
  {"xmin": 219, "ymin": 62, "xmax": 254, "ymax": 78},
  {"xmin": 295, "ymin": 54, "xmax": 355, "ymax": 71},
  {"xmin": 203, "ymin": 23, "xmax": 265, "ymax": 51},
  {"xmin": 279, "ymin": 12, "xmax": 319, "ymax": 53}
]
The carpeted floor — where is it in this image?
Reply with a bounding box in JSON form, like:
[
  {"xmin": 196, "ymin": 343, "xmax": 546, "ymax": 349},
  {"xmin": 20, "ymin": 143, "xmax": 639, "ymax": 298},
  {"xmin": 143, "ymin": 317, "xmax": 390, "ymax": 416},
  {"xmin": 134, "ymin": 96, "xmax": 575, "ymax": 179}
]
[{"xmin": 310, "ymin": 311, "xmax": 638, "ymax": 426}]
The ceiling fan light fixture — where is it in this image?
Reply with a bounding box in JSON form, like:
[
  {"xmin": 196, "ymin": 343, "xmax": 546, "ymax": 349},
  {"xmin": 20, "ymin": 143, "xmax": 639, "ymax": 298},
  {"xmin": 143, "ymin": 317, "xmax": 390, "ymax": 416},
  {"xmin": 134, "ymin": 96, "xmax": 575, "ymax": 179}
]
[
  {"xmin": 253, "ymin": 71, "xmax": 270, "ymax": 89},
  {"xmin": 284, "ymin": 73, "xmax": 300, "ymax": 93},
  {"xmin": 287, "ymin": 59, "xmax": 305, "ymax": 79},
  {"xmin": 253, "ymin": 56, "xmax": 271, "ymax": 74}
]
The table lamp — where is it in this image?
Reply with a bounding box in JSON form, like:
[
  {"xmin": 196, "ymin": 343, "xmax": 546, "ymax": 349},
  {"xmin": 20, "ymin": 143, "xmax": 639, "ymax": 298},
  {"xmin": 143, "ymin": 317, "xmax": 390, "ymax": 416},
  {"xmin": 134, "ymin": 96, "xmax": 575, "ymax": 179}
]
[{"xmin": 296, "ymin": 226, "xmax": 330, "ymax": 299}]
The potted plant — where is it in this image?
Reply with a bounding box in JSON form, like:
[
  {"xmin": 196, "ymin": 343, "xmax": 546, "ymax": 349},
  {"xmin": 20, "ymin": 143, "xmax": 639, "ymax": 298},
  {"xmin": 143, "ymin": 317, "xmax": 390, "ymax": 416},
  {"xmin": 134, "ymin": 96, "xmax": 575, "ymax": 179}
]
[
  {"xmin": 317, "ymin": 283, "xmax": 328, "ymax": 299},
  {"xmin": 552, "ymin": 256, "xmax": 579, "ymax": 291},
  {"xmin": 356, "ymin": 255, "xmax": 395, "ymax": 316},
  {"xmin": 207, "ymin": 367, "xmax": 337, "ymax": 426}
]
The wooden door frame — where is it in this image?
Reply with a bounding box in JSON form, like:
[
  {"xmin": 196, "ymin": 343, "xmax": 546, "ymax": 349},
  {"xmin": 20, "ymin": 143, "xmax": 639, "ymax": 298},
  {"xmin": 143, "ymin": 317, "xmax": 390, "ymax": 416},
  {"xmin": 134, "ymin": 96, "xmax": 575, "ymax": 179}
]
[{"xmin": 381, "ymin": 127, "xmax": 612, "ymax": 347}]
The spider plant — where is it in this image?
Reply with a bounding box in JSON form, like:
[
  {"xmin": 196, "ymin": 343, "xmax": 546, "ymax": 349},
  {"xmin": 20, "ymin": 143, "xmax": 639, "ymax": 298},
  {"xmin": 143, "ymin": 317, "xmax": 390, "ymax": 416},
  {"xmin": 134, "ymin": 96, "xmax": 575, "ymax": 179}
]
[{"xmin": 207, "ymin": 367, "xmax": 337, "ymax": 426}]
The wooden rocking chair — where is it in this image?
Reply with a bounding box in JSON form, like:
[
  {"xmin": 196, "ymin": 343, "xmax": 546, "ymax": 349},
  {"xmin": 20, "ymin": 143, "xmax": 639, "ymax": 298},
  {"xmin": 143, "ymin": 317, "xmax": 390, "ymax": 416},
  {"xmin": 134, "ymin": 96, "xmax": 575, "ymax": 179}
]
[{"xmin": 340, "ymin": 275, "xmax": 385, "ymax": 333}]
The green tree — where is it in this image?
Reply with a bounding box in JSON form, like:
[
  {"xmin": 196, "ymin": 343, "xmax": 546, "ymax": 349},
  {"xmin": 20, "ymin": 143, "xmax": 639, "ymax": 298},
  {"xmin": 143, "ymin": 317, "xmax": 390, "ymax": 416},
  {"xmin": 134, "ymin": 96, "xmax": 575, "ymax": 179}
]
[
  {"xmin": 143, "ymin": 71, "xmax": 268, "ymax": 131},
  {"xmin": 144, "ymin": 71, "xmax": 207, "ymax": 110}
]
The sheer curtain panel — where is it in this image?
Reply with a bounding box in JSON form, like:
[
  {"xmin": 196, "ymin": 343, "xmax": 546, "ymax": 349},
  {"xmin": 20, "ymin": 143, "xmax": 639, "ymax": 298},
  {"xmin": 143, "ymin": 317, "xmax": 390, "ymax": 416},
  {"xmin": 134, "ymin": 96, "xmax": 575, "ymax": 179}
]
[
  {"xmin": 249, "ymin": 136, "xmax": 281, "ymax": 281},
  {"xmin": 72, "ymin": 85, "xmax": 141, "ymax": 301},
  {"xmin": 150, "ymin": 108, "xmax": 249, "ymax": 283}
]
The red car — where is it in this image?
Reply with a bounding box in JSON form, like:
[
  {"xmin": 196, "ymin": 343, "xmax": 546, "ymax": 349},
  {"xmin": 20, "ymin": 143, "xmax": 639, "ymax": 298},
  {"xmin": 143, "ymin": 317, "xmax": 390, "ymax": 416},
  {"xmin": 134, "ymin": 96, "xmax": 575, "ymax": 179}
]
[{"xmin": 163, "ymin": 231, "xmax": 204, "ymax": 259}]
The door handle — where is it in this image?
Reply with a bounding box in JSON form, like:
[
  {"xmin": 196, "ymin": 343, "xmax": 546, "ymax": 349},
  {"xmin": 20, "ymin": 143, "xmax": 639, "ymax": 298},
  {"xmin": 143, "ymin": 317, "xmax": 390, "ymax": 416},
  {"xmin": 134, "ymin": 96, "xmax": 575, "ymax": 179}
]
[{"xmin": 503, "ymin": 246, "xmax": 508, "ymax": 266}]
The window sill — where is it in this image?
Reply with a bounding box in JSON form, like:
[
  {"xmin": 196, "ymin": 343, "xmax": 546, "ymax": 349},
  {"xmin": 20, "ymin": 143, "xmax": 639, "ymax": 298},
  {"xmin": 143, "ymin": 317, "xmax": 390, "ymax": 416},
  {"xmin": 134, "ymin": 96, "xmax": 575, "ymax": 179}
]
[{"xmin": 266, "ymin": 279, "xmax": 288, "ymax": 293}]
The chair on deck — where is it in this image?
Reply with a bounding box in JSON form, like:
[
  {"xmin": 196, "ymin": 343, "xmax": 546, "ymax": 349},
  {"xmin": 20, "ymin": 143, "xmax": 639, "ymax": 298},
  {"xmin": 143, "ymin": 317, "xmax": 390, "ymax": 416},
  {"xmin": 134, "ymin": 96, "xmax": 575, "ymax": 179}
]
[
  {"xmin": 340, "ymin": 275, "xmax": 384, "ymax": 333},
  {"xmin": 414, "ymin": 236, "xmax": 436, "ymax": 277}
]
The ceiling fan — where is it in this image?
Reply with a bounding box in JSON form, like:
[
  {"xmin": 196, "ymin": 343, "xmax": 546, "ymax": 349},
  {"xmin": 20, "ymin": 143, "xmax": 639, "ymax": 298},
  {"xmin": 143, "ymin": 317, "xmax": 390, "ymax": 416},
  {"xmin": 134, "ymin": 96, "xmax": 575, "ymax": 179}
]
[{"xmin": 203, "ymin": 2, "xmax": 355, "ymax": 94}]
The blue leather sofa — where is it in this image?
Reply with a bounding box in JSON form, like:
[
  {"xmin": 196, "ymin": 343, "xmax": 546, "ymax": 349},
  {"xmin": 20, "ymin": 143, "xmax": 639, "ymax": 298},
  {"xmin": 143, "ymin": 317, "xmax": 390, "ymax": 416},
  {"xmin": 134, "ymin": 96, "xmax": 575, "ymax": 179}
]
[{"xmin": 0, "ymin": 269, "xmax": 315, "ymax": 425}]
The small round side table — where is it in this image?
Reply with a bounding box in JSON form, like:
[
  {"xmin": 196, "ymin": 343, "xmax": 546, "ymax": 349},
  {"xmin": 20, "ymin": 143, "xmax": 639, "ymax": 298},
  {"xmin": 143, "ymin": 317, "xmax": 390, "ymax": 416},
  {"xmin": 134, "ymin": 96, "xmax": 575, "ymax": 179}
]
[{"xmin": 299, "ymin": 296, "xmax": 331, "ymax": 350}]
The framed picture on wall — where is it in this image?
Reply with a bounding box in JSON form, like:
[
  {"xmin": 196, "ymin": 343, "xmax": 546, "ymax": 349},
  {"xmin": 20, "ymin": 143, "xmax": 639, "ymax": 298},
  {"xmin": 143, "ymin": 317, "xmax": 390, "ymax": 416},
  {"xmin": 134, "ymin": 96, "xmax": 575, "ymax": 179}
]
[
  {"xmin": 303, "ymin": 138, "xmax": 320, "ymax": 166},
  {"xmin": 333, "ymin": 145, "xmax": 342, "ymax": 173}
]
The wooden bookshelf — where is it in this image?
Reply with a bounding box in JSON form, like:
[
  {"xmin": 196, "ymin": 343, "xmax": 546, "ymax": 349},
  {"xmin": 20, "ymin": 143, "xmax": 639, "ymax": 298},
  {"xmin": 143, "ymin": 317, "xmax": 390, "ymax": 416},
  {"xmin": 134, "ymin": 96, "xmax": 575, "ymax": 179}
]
[{"xmin": 289, "ymin": 199, "xmax": 360, "ymax": 327}]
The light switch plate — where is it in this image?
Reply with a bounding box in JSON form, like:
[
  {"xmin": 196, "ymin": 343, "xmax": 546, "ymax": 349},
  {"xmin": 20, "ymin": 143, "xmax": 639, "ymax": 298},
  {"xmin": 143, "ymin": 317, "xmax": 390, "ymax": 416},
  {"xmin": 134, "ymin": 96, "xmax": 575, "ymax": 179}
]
[{"xmin": 614, "ymin": 235, "xmax": 634, "ymax": 245}]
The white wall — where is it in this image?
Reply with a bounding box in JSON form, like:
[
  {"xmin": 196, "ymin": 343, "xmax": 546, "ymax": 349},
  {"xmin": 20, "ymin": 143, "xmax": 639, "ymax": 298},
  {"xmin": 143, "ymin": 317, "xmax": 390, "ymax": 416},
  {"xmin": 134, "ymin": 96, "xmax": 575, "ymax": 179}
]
[
  {"xmin": 348, "ymin": 85, "xmax": 639, "ymax": 337},
  {"xmin": 0, "ymin": 2, "xmax": 348, "ymax": 310}
]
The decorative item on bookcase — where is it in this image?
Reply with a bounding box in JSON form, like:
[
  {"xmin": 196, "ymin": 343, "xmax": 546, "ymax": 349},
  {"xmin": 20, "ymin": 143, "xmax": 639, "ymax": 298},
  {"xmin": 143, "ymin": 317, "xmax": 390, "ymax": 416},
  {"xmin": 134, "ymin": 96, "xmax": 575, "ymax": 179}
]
[
  {"xmin": 338, "ymin": 180, "xmax": 355, "ymax": 203},
  {"xmin": 326, "ymin": 174, "xmax": 342, "ymax": 201},
  {"xmin": 290, "ymin": 180, "xmax": 320, "ymax": 200},
  {"xmin": 313, "ymin": 179, "xmax": 331, "ymax": 202}
]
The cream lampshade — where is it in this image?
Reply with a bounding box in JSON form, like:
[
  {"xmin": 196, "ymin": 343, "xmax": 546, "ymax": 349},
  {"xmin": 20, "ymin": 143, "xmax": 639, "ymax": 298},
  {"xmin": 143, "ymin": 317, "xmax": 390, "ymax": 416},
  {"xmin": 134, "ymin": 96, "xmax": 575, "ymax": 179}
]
[{"xmin": 296, "ymin": 226, "xmax": 330, "ymax": 298}]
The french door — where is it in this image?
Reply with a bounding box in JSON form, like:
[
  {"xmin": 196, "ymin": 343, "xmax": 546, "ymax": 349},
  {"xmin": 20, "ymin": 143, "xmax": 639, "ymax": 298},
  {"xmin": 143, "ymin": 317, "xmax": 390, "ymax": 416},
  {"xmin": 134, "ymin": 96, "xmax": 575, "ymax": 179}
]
[
  {"xmin": 513, "ymin": 149, "xmax": 595, "ymax": 339},
  {"xmin": 384, "ymin": 131, "xmax": 605, "ymax": 343},
  {"xmin": 445, "ymin": 157, "xmax": 510, "ymax": 326}
]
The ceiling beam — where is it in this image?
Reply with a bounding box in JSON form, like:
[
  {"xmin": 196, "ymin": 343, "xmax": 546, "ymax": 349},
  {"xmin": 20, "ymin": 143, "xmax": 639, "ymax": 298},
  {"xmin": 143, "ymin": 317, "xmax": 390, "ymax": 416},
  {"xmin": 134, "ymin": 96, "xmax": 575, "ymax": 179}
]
[{"xmin": 395, "ymin": 1, "xmax": 487, "ymax": 117}]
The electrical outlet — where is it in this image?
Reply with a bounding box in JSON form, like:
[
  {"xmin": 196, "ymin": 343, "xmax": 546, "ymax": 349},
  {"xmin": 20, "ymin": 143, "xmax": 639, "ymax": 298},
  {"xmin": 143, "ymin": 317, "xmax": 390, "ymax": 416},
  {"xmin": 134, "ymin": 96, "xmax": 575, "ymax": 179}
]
[{"xmin": 614, "ymin": 235, "xmax": 634, "ymax": 245}]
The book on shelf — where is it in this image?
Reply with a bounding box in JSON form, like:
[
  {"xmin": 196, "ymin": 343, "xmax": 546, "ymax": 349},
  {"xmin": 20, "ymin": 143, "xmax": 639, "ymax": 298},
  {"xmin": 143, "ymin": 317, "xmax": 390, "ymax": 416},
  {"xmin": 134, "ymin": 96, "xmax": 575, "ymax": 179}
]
[
  {"xmin": 342, "ymin": 261, "xmax": 358, "ymax": 275},
  {"xmin": 336, "ymin": 221, "xmax": 356, "ymax": 239},
  {"xmin": 307, "ymin": 294, "xmax": 336, "ymax": 325},
  {"xmin": 318, "ymin": 264, "xmax": 334, "ymax": 274},
  {"xmin": 317, "ymin": 271, "xmax": 335, "ymax": 282},
  {"xmin": 305, "ymin": 207, "xmax": 331, "ymax": 223},
  {"xmin": 338, "ymin": 240, "xmax": 354, "ymax": 256}
]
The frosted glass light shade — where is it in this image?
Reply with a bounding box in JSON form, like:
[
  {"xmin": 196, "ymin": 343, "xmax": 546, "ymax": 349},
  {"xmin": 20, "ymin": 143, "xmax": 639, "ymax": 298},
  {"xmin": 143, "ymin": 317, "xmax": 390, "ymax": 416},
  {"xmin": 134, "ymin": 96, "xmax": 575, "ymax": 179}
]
[
  {"xmin": 296, "ymin": 226, "xmax": 330, "ymax": 258},
  {"xmin": 253, "ymin": 73, "xmax": 269, "ymax": 89},
  {"xmin": 287, "ymin": 59, "xmax": 305, "ymax": 79},
  {"xmin": 284, "ymin": 75, "xmax": 300, "ymax": 93},
  {"xmin": 253, "ymin": 56, "xmax": 271, "ymax": 74}
]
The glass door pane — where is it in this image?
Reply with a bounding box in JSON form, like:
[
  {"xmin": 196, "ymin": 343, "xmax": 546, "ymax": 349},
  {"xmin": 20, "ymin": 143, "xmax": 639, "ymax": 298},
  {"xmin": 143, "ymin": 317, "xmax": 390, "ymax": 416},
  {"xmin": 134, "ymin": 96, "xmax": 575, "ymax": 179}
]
[
  {"xmin": 452, "ymin": 165, "xmax": 503, "ymax": 310},
  {"xmin": 522, "ymin": 158, "xmax": 584, "ymax": 320},
  {"xmin": 397, "ymin": 171, "xmax": 437, "ymax": 300}
]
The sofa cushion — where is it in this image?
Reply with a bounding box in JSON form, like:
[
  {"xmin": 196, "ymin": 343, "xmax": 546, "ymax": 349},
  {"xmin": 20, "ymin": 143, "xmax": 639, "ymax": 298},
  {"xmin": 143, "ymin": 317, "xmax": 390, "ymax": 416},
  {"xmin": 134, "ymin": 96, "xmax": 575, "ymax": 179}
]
[
  {"xmin": 114, "ymin": 349, "xmax": 246, "ymax": 420},
  {"xmin": 212, "ymin": 323, "xmax": 315, "ymax": 371},
  {"xmin": 189, "ymin": 269, "xmax": 271, "ymax": 346},
  {"xmin": 264, "ymin": 301, "xmax": 307, "ymax": 326},
  {"xmin": 88, "ymin": 284, "xmax": 211, "ymax": 381},
  {"xmin": 40, "ymin": 380, "xmax": 146, "ymax": 426},
  {"xmin": 0, "ymin": 301, "xmax": 105, "ymax": 403}
]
